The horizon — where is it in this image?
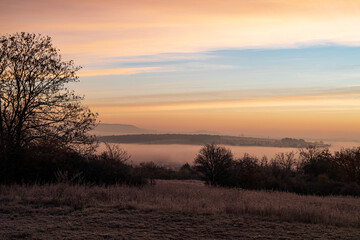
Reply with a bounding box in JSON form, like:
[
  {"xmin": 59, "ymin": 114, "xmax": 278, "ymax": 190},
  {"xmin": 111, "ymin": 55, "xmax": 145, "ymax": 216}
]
[
  {"xmin": 2, "ymin": 0, "xmax": 360, "ymax": 141},
  {"xmin": 92, "ymin": 123, "xmax": 360, "ymax": 143}
]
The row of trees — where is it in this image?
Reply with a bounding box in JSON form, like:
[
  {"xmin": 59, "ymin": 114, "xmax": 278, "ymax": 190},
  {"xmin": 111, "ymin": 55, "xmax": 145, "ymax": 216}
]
[{"xmin": 193, "ymin": 144, "xmax": 360, "ymax": 196}]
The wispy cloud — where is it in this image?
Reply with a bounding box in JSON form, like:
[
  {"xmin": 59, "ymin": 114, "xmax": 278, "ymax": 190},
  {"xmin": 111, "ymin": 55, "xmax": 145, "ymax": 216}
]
[
  {"xmin": 107, "ymin": 53, "xmax": 213, "ymax": 64},
  {"xmin": 86, "ymin": 85, "xmax": 360, "ymax": 111},
  {"xmin": 3, "ymin": 0, "xmax": 360, "ymax": 63},
  {"xmin": 78, "ymin": 67, "xmax": 167, "ymax": 77},
  {"xmin": 90, "ymin": 87, "xmax": 360, "ymax": 139}
]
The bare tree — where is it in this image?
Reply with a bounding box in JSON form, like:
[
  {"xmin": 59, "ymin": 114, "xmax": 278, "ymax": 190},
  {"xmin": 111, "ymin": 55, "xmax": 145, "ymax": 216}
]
[
  {"xmin": 333, "ymin": 147, "xmax": 360, "ymax": 183},
  {"xmin": 273, "ymin": 151, "xmax": 297, "ymax": 171},
  {"xmin": 194, "ymin": 144, "xmax": 233, "ymax": 186},
  {"xmin": 0, "ymin": 32, "xmax": 97, "ymax": 160}
]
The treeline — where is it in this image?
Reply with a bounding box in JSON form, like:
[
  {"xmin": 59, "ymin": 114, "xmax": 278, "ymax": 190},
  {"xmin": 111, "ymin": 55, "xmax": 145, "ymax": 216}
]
[
  {"xmin": 1, "ymin": 143, "xmax": 145, "ymax": 186},
  {"xmin": 2, "ymin": 140, "xmax": 360, "ymax": 197},
  {"xmin": 193, "ymin": 144, "xmax": 360, "ymax": 196},
  {"xmin": 0, "ymin": 142, "xmax": 198, "ymax": 186},
  {"xmin": 99, "ymin": 134, "xmax": 328, "ymax": 148}
]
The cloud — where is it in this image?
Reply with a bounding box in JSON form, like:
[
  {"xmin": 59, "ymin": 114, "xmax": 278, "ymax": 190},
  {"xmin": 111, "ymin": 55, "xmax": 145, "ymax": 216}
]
[
  {"xmin": 3, "ymin": 0, "xmax": 360, "ymax": 64},
  {"xmin": 85, "ymin": 85, "xmax": 360, "ymax": 112},
  {"xmin": 78, "ymin": 67, "xmax": 167, "ymax": 76},
  {"xmin": 106, "ymin": 52, "xmax": 212, "ymax": 64},
  {"xmin": 88, "ymin": 86, "xmax": 360, "ymax": 139}
]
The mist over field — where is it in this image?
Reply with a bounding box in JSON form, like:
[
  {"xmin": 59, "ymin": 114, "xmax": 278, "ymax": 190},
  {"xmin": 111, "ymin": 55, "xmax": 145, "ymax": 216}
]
[{"xmin": 98, "ymin": 141, "xmax": 360, "ymax": 168}]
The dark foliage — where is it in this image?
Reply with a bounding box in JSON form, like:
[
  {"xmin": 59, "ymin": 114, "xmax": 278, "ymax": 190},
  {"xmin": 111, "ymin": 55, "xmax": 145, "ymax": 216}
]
[
  {"xmin": 0, "ymin": 33, "xmax": 97, "ymax": 155},
  {"xmin": 132, "ymin": 162, "xmax": 200, "ymax": 185},
  {"xmin": 193, "ymin": 144, "xmax": 360, "ymax": 196},
  {"xmin": 194, "ymin": 144, "xmax": 234, "ymax": 186},
  {"xmin": 333, "ymin": 147, "xmax": 360, "ymax": 184},
  {"xmin": 0, "ymin": 142, "xmax": 147, "ymax": 186},
  {"xmin": 0, "ymin": 32, "xmax": 98, "ymax": 184}
]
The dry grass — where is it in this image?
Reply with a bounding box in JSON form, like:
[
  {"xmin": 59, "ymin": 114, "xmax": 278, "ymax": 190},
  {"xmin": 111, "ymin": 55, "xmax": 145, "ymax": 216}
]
[{"xmin": 1, "ymin": 180, "xmax": 359, "ymax": 228}]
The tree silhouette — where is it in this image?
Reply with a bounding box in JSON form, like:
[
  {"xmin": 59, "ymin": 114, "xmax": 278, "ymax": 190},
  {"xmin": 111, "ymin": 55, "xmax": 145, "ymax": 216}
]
[
  {"xmin": 194, "ymin": 144, "xmax": 233, "ymax": 186},
  {"xmin": 0, "ymin": 33, "xmax": 97, "ymax": 164}
]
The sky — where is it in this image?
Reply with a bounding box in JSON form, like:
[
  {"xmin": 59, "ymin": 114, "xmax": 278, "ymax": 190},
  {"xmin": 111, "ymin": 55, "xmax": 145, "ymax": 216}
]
[{"xmin": 1, "ymin": 0, "xmax": 360, "ymax": 140}]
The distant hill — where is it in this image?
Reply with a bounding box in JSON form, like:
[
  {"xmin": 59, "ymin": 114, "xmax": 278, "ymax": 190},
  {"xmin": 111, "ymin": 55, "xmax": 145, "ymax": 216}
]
[
  {"xmin": 91, "ymin": 123, "xmax": 151, "ymax": 136},
  {"xmin": 184, "ymin": 130, "xmax": 220, "ymax": 135},
  {"xmin": 91, "ymin": 123, "xmax": 221, "ymax": 136},
  {"xmin": 98, "ymin": 134, "xmax": 329, "ymax": 148}
]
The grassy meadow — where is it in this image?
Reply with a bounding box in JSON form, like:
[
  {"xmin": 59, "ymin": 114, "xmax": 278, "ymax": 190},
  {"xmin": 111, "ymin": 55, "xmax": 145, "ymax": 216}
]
[{"xmin": 1, "ymin": 180, "xmax": 359, "ymax": 239}]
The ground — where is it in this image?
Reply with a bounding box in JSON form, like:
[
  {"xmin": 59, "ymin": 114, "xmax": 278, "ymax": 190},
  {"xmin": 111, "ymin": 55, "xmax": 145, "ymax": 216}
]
[
  {"xmin": 1, "ymin": 205, "xmax": 359, "ymax": 240},
  {"xmin": 0, "ymin": 180, "xmax": 359, "ymax": 239}
]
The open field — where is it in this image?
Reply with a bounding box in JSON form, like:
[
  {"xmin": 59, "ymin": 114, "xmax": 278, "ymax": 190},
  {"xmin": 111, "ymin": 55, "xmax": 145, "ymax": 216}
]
[{"xmin": 1, "ymin": 180, "xmax": 360, "ymax": 239}]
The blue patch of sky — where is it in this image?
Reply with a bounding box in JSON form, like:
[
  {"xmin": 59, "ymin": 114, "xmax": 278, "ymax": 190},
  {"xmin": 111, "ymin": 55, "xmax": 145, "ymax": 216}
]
[{"xmin": 78, "ymin": 46, "xmax": 360, "ymax": 97}]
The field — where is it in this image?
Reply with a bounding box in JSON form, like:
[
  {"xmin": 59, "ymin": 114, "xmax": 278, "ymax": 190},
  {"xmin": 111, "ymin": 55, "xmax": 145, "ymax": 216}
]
[{"xmin": 1, "ymin": 180, "xmax": 360, "ymax": 239}]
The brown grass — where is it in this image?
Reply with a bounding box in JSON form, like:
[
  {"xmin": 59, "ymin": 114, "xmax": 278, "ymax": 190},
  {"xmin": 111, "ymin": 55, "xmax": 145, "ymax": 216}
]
[{"xmin": 1, "ymin": 180, "xmax": 359, "ymax": 227}]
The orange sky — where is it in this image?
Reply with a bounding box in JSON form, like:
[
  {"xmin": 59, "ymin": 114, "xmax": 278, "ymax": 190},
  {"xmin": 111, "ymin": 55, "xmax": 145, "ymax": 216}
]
[{"xmin": 90, "ymin": 88, "xmax": 360, "ymax": 139}]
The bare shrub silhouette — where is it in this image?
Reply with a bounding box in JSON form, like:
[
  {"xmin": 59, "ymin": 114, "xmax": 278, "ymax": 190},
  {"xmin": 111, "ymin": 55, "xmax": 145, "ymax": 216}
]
[
  {"xmin": 100, "ymin": 143, "xmax": 130, "ymax": 163},
  {"xmin": 273, "ymin": 151, "xmax": 297, "ymax": 171}
]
